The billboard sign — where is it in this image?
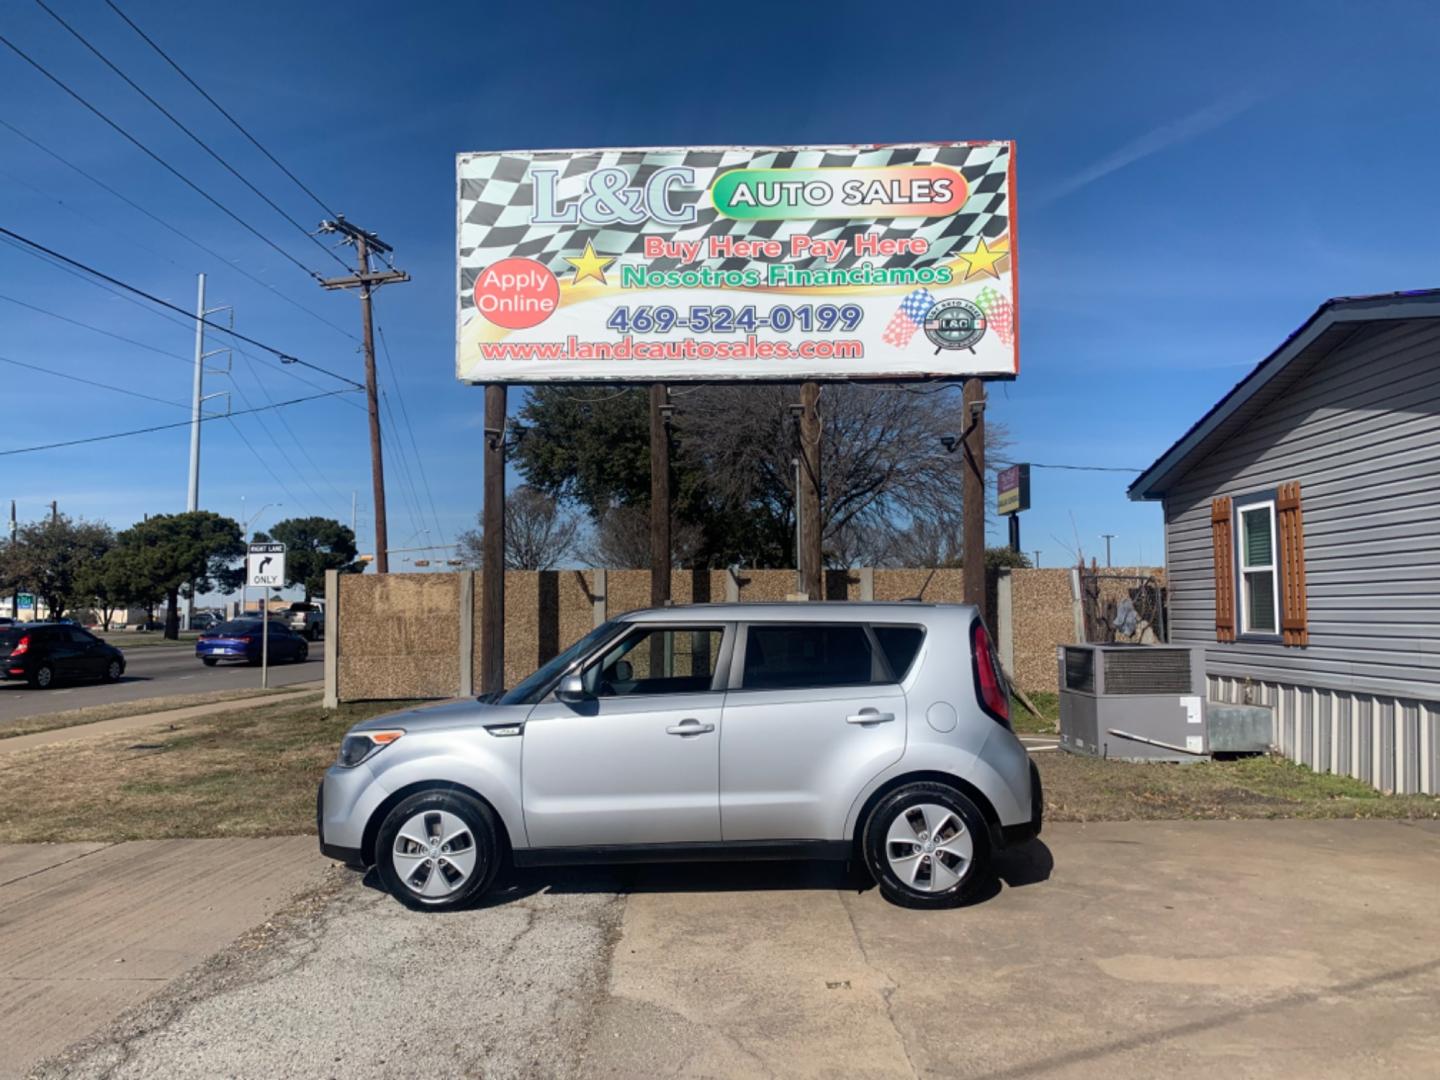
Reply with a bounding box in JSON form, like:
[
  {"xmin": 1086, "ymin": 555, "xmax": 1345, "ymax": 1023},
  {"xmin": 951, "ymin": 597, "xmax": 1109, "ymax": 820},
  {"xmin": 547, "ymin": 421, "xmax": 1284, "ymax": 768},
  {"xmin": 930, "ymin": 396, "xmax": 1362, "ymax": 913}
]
[
  {"xmin": 457, "ymin": 143, "xmax": 1016, "ymax": 383},
  {"xmin": 997, "ymin": 463, "xmax": 1031, "ymax": 516}
]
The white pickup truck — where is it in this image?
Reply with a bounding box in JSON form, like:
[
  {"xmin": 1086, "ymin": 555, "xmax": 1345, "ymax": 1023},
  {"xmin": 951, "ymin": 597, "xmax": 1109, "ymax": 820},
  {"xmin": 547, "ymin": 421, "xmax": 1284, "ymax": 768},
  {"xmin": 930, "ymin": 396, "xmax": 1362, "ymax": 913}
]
[{"xmin": 285, "ymin": 602, "xmax": 325, "ymax": 640}]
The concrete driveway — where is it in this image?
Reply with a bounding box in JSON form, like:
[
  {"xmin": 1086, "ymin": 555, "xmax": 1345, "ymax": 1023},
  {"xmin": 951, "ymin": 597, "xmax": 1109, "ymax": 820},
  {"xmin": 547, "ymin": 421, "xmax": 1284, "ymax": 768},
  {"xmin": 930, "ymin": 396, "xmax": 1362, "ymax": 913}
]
[{"xmin": 22, "ymin": 819, "xmax": 1439, "ymax": 1079}]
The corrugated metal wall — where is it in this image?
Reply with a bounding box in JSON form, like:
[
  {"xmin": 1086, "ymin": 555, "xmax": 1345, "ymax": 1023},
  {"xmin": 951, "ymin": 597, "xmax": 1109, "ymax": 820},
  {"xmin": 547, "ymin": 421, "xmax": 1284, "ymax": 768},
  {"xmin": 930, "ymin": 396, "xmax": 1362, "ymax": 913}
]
[
  {"xmin": 1209, "ymin": 674, "xmax": 1437, "ymax": 795},
  {"xmin": 1163, "ymin": 317, "xmax": 1440, "ymax": 792}
]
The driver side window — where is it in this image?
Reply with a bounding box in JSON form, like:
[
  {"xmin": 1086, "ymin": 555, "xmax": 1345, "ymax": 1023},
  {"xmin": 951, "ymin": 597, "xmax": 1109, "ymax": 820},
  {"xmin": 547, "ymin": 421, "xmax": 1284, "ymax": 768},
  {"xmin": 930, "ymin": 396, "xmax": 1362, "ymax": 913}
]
[{"xmin": 585, "ymin": 626, "xmax": 723, "ymax": 698}]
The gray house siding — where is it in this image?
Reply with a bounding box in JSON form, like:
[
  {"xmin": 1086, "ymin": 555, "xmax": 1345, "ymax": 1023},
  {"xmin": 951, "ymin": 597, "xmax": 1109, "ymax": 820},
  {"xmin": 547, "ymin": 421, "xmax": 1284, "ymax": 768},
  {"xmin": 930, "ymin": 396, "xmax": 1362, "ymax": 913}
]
[{"xmin": 1162, "ymin": 318, "xmax": 1440, "ymax": 794}]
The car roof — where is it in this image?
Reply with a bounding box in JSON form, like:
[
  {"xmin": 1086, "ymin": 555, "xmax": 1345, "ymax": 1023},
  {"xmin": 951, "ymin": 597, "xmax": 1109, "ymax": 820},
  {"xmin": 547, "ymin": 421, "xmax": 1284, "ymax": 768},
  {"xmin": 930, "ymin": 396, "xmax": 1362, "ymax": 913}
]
[{"xmin": 613, "ymin": 601, "xmax": 976, "ymax": 624}]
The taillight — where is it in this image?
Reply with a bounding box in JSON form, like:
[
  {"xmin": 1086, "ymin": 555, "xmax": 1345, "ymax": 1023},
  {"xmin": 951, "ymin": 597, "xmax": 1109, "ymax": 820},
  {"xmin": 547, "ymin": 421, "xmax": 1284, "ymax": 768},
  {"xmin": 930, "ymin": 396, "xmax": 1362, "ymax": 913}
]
[
  {"xmin": 970, "ymin": 619, "xmax": 1010, "ymax": 728},
  {"xmin": 11, "ymin": 635, "xmax": 29, "ymax": 657},
  {"xmin": 236, "ymin": 636, "xmax": 251, "ymax": 644}
]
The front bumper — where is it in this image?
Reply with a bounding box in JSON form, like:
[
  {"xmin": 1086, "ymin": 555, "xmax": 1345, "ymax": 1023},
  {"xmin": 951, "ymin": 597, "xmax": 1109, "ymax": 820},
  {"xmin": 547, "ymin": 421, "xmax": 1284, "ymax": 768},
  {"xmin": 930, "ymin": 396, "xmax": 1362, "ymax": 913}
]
[{"xmin": 316, "ymin": 780, "xmax": 365, "ymax": 866}]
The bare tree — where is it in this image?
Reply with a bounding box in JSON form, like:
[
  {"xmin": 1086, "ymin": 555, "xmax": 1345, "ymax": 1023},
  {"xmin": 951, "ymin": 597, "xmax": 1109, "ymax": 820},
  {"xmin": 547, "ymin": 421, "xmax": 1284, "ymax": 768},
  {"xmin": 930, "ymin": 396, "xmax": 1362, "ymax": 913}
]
[
  {"xmin": 457, "ymin": 486, "xmax": 580, "ymax": 570},
  {"xmin": 675, "ymin": 384, "xmax": 1009, "ymax": 567},
  {"xmin": 581, "ymin": 506, "xmax": 704, "ymax": 569}
]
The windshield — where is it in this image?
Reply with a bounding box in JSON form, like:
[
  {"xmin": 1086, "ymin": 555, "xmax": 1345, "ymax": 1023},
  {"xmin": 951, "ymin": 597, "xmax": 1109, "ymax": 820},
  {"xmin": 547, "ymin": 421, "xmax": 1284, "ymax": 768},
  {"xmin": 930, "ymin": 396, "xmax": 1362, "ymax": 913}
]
[{"xmin": 497, "ymin": 620, "xmax": 622, "ymax": 706}]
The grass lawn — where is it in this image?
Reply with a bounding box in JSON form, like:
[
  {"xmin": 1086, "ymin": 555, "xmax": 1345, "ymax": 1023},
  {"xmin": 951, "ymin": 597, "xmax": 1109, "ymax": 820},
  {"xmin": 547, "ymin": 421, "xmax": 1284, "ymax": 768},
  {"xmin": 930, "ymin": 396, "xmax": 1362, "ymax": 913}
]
[
  {"xmin": 0, "ymin": 686, "xmax": 302, "ymax": 741},
  {"xmin": 0, "ymin": 693, "xmax": 1432, "ymax": 845},
  {"xmin": 1010, "ymin": 689, "xmax": 1059, "ymax": 734},
  {"xmin": 1039, "ymin": 751, "xmax": 1439, "ymax": 821},
  {"xmin": 0, "ymin": 695, "xmax": 416, "ymax": 844}
]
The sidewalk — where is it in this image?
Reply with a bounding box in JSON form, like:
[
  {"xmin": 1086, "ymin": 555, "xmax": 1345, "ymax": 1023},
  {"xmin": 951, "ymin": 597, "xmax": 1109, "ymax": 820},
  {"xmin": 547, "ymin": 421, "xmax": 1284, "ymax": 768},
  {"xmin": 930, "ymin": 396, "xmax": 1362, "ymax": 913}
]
[
  {"xmin": 0, "ymin": 683, "xmax": 321, "ymax": 756},
  {"xmin": 0, "ymin": 838, "xmax": 332, "ymax": 1080}
]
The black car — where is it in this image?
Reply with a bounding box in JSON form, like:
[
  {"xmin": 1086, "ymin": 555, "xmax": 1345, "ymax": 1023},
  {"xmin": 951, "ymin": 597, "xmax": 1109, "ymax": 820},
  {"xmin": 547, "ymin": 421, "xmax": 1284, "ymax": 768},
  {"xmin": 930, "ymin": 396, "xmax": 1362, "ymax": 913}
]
[{"xmin": 0, "ymin": 623, "xmax": 126, "ymax": 689}]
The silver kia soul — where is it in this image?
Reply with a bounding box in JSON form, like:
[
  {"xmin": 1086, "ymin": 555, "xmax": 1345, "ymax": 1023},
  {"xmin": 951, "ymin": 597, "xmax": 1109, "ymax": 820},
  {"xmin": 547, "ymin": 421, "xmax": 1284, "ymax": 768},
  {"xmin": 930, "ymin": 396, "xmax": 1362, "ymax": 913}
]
[{"xmin": 319, "ymin": 602, "xmax": 1042, "ymax": 910}]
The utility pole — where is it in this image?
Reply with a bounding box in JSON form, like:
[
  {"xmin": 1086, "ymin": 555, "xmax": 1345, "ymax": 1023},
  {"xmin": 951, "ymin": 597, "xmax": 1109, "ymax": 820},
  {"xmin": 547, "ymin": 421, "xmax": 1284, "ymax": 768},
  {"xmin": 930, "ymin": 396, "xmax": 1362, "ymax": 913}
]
[
  {"xmin": 8, "ymin": 500, "xmax": 16, "ymax": 621},
  {"xmin": 50, "ymin": 500, "xmax": 58, "ymax": 524},
  {"xmin": 185, "ymin": 274, "xmax": 232, "ymax": 514},
  {"xmin": 961, "ymin": 379, "xmax": 987, "ymax": 610},
  {"xmin": 319, "ymin": 216, "xmax": 410, "ymax": 575},
  {"xmin": 480, "ymin": 387, "xmax": 506, "ymax": 694},
  {"xmin": 650, "ymin": 384, "xmax": 672, "ymax": 607},
  {"xmin": 797, "ymin": 382, "xmax": 823, "ymax": 599},
  {"xmin": 350, "ymin": 491, "xmax": 357, "ymax": 536},
  {"xmin": 1101, "ymin": 533, "xmax": 1116, "ymax": 568},
  {"xmin": 1033, "ymin": 550, "xmax": 1041, "ymax": 568}
]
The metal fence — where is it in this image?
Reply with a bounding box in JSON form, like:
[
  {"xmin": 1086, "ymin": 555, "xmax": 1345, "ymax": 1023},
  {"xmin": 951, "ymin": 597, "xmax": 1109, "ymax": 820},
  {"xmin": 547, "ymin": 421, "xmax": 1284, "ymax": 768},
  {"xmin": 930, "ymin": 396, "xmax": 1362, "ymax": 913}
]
[{"xmin": 1079, "ymin": 570, "xmax": 1168, "ymax": 644}]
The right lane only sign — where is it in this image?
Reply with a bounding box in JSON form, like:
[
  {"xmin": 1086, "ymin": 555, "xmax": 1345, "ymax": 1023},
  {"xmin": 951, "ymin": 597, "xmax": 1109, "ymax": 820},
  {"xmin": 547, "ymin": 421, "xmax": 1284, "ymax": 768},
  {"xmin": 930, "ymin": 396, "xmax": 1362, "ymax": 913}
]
[{"xmin": 247, "ymin": 542, "xmax": 286, "ymax": 589}]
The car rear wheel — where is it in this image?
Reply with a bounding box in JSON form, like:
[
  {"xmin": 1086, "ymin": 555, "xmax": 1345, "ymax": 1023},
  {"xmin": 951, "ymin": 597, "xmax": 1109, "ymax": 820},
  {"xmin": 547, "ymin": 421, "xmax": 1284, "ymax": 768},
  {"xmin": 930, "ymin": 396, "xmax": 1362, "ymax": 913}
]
[
  {"xmin": 295, "ymin": 643, "xmax": 308, "ymax": 663},
  {"xmin": 375, "ymin": 790, "xmax": 500, "ymax": 912},
  {"xmin": 201, "ymin": 657, "xmax": 218, "ymax": 667},
  {"xmin": 862, "ymin": 782, "xmax": 991, "ymax": 909},
  {"xmin": 29, "ymin": 664, "xmax": 55, "ymax": 690},
  {"xmin": 104, "ymin": 659, "xmax": 123, "ymax": 682}
]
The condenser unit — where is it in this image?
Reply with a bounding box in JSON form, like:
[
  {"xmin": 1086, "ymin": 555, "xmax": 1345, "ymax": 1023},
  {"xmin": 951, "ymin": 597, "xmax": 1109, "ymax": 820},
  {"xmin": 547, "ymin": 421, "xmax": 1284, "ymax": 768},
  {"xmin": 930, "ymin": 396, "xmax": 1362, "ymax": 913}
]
[{"xmin": 1057, "ymin": 644, "xmax": 1207, "ymax": 762}]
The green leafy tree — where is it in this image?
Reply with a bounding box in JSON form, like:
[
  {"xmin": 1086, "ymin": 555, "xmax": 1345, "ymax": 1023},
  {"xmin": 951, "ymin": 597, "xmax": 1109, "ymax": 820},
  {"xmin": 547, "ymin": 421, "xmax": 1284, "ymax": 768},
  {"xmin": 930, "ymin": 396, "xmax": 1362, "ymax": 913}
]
[
  {"xmin": 0, "ymin": 515, "xmax": 113, "ymax": 621},
  {"xmin": 75, "ymin": 544, "xmax": 162, "ymax": 630},
  {"xmin": 984, "ymin": 547, "xmax": 1033, "ymax": 570},
  {"xmin": 116, "ymin": 512, "xmax": 244, "ymax": 639},
  {"xmin": 254, "ymin": 516, "xmax": 361, "ymax": 600}
]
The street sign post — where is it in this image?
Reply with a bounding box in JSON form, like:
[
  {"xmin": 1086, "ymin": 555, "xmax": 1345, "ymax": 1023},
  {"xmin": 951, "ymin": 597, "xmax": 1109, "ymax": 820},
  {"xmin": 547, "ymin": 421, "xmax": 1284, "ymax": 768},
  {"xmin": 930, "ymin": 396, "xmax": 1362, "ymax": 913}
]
[{"xmin": 247, "ymin": 542, "xmax": 286, "ymax": 687}]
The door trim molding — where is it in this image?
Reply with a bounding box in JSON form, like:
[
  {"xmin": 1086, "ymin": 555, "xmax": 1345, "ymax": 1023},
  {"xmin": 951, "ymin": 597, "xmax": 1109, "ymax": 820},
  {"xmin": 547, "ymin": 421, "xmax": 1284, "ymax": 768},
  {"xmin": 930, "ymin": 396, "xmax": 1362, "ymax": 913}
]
[{"xmin": 512, "ymin": 839, "xmax": 851, "ymax": 867}]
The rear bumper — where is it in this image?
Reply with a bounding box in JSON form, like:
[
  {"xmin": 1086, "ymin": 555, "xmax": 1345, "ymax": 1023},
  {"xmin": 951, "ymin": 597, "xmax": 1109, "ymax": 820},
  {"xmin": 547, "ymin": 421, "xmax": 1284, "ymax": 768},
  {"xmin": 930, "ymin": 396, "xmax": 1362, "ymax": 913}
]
[{"xmin": 998, "ymin": 761, "xmax": 1044, "ymax": 847}]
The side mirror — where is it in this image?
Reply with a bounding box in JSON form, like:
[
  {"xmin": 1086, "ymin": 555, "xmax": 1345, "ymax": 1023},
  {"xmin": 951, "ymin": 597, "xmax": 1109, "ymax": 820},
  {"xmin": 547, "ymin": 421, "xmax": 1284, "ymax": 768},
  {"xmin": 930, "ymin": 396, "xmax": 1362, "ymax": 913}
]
[{"xmin": 556, "ymin": 674, "xmax": 588, "ymax": 704}]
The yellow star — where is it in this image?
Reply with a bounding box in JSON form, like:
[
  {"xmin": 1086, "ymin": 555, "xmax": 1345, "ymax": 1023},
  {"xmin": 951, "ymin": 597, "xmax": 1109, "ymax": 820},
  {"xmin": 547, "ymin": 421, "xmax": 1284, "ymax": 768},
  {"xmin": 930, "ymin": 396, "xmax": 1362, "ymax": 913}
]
[
  {"xmin": 955, "ymin": 237, "xmax": 1006, "ymax": 282},
  {"xmin": 564, "ymin": 240, "xmax": 616, "ymax": 286}
]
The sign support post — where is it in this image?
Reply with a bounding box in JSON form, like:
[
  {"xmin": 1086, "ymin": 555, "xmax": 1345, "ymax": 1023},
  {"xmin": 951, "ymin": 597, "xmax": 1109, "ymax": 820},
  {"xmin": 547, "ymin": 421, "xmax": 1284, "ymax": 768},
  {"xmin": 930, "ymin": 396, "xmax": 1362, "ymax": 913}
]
[
  {"xmin": 799, "ymin": 381, "xmax": 823, "ymax": 600},
  {"xmin": 480, "ymin": 385, "xmax": 507, "ymax": 695},
  {"xmin": 649, "ymin": 384, "xmax": 671, "ymax": 607},
  {"xmin": 261, "ymin": 595, "xmax": 269, "ymax": 689},
  {"xmin": 962, "ymin": 379, "xmax": 987, "ymax": 610}
]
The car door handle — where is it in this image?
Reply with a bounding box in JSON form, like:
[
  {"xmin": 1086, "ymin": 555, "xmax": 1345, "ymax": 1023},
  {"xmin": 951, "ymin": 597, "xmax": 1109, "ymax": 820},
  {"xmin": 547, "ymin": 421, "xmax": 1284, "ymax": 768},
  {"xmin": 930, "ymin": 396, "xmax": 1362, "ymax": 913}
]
[
  {"xmin": 665, "ymin": 719, "xmax": 715, "ymax": 736},
  {"xmin": 847, "ymin": 710, "xmax": 896, "ymax": 724}
]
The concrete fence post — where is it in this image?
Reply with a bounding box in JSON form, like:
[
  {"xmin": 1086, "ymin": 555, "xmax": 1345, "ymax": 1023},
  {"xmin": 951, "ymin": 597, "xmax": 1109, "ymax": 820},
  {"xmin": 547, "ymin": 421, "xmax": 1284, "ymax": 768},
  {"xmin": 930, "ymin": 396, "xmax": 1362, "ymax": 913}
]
[
  {"xmin": 458, "ymin": 571, "xmax": 475, "ymax": 697},
  {"xmin": 1069, "ymin": 567, "xmax": 1086, "ymax": 643},
  {"xmin": 996, "ymin": 569, "xmax": 1014, "ymax": 674},
  {"xmin": 593, "ymin": 568, "xmax": 608, "ymax": 627},
  {"xmin": 725, "ymin": 568, "xmax": 740, "ymax": 602},
  {"xmin": 323, "ymin": 568, "xmax": 339, "ymax": 709},
  {"xmin": 859, "ymin": 566, "xmax": 875, "ymax": 601}
]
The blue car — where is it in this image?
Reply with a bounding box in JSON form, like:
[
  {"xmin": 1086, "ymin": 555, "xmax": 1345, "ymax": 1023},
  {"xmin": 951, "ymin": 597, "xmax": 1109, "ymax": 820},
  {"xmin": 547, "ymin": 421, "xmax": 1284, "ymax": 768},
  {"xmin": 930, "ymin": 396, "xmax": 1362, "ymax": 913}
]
[{"xmin": 196, "ymin": 619, "xmax": 310, "ymax": 666}]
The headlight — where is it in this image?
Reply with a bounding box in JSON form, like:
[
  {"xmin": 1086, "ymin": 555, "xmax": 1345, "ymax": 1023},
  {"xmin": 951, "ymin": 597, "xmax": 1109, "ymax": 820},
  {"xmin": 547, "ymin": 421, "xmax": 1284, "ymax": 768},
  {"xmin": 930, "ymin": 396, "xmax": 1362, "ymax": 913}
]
[{"xmin": 336, "ymin": 729, "xmax": 404, "ymax": 767}]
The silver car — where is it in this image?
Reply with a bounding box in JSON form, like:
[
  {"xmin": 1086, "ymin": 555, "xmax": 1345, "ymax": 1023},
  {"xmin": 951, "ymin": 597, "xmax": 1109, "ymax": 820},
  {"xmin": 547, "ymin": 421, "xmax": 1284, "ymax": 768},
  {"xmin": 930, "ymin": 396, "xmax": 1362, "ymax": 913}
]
[{"xmin": 319, "ymin": 603, "xmax": 1042, "ymax": 910}]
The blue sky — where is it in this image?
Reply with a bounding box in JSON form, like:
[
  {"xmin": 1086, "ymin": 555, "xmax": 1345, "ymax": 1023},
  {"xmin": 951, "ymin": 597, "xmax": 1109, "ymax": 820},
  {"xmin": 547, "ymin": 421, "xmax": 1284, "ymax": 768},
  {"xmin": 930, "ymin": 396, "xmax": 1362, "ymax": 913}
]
[{"xmin": 3, "ymin": 0, "xmax": 1437, "ymax": 574}]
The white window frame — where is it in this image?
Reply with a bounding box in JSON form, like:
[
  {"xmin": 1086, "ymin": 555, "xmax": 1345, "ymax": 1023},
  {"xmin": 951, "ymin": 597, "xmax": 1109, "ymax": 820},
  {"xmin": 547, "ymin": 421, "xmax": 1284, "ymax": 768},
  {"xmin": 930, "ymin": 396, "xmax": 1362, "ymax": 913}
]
[{"xmin": 1236, "ymin": 497, "xmax": 1279, "ymax": 637}]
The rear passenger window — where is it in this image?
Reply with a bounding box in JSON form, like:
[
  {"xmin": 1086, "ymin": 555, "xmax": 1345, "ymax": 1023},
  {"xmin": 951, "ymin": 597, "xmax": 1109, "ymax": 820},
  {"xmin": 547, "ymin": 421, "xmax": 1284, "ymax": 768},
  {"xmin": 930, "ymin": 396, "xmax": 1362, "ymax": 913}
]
[
  {"xmin": 871, "ymin": 626, "xmax": 925, "ymax": 680},
  {"xmin": 742, "ymin": 625, "xmax": 882, "ymax": 691}
]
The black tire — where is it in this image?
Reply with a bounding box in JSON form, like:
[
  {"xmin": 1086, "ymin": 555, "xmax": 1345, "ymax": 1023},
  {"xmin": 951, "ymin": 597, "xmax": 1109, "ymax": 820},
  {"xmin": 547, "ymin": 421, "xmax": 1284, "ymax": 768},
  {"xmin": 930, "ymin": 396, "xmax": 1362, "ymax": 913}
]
[
  {"xmin": 104, "ymin": 659, "xmax": 124, "ymax": 682},
  {"xmin": 295, "ymin": 643, "xmax": 308, "ymax": 663},
  {"xmin": 202, "ymin": 657, "xmax": 218, "ymax": 667},
  {"xmin": 29, "ymin": 663, "xmax": 56, "ymax": 690},
  {"xmin": 862, "ymin": 781, "xmax": 992, "ymax": 910},
  {"xmin": 375, "ymin": 789, "xmax": 501, "ymax": 913}
]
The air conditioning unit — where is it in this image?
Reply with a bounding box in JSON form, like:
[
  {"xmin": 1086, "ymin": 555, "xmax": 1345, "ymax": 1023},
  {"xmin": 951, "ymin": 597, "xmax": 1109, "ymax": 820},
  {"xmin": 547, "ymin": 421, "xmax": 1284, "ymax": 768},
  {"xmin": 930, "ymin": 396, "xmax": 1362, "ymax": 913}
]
[{"xmin": 1057, "ymin": 644, "xmax": 1206, "ymax": 762}]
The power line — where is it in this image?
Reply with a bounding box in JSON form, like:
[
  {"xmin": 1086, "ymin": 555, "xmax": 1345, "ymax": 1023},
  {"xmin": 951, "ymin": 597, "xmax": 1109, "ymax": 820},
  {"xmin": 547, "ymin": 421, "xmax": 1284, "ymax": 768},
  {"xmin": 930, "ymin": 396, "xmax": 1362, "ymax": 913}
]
[
  {"xmin": 225, "ymin": 416, "xmax": 303, "ymax": 508},
  {"xmin": 0, "ymin": 27, "xmax": 324, "ymax": 282},
  {"xmin": 376, "ymin": 321, "xmax": 445, "ymax": 547},
  {"xmin": 0, "ymin": 388, "xmax": 360, "ymax": 457},
  {"xmin": 103, "ymin": 0, "xmax": 338, "ymax": 219},
  {"xmin": 0, "ymin": 116, "xmax": 360, "ymax": 342},
  {"xmin": 0, "ymin": 291, "xmax": 190, "ymax": 363},
  {"xmin": 994, "ymin": 460, "xmax": 1144, "ymax": 473},
  {"xmin": 0, "ymin": 225, "xmax": 362, "ymax": 388},
  {"xmin": 0, "ymin": 351, "xmax": 187, "ymax": 409},
  {"xmin": 34, "ymin": 0, "xmax": 346, "ymax": 271}
]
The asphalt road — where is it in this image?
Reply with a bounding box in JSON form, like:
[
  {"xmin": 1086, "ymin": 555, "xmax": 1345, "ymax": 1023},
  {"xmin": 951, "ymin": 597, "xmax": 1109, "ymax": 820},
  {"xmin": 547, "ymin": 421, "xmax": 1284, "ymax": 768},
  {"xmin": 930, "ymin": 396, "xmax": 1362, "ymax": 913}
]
[{"xmin": 0, "ymin": 644, "xmax": 321, "ymax": 724}]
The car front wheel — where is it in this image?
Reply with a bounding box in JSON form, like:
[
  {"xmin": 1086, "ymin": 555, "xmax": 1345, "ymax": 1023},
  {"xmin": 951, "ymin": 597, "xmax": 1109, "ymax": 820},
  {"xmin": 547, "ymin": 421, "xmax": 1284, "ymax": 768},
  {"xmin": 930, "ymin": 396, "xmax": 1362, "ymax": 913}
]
[
  {"xmin": 862, "ymin": 781, "xmax": 991, "ymax": 909},
  {"xmin": 375, "ymin": 790, "xmax": 500, "ymax": 912},
  {"xmin": 104, "ymin": 659, "xmax": 123, "ymax": 682}
]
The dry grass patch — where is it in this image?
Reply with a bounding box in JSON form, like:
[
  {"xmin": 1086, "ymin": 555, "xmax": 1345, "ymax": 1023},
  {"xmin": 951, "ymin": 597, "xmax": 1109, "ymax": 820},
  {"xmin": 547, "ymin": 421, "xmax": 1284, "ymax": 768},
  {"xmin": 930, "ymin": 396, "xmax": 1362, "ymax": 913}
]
[
  {"xmin": 0, "ymin": 686, "xmax": 304, "ymax": 741},
  {"xmin": 0, "ymin": 695, "xmax": 418, "ymax": 844},
  {"xmin": 1039, "ymin": 750, "xmax": 1440, "ymax": 822}
]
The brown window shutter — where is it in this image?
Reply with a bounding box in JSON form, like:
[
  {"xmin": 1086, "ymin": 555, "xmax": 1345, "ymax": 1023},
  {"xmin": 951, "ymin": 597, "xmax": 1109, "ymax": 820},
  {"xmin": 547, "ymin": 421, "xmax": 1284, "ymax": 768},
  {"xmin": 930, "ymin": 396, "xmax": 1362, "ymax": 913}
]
[
  {"xmin": 1277, "ymin": 481, "xmax": 1309, "ymax": 646},
  {"xmin": 1211, "ymin": 497, "xmax": 1235, "ymax": 642}
]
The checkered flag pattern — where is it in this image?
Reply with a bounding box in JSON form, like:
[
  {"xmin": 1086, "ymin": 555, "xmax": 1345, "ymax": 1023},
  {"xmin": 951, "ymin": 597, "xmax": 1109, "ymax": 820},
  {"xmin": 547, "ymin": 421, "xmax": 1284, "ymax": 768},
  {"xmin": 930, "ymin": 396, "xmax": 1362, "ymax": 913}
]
[
  {"xmin": 458, "ymin": 144, "xmax": 1011, "ymax": 322},
  {"xmin": 882, "ymin": 288, "xmax": 935, "ymax": 347},
  {"xmin": 975, "ymin": 285, "xmax": 1014, "ymax": 345}
]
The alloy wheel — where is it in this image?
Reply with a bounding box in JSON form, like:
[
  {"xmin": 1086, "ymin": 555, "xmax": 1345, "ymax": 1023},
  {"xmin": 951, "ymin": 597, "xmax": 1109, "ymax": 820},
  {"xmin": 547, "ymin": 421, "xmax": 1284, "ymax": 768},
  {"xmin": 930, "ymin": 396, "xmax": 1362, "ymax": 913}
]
[
  {"xmin": 391, "ymin": 809, "xmax": 478, "ymax": 902},
  {"xmin": 885, "ymin": 802, "xmax": 973, "ymax": 892},
  {"xmin": 35, "ymin": 665, "xmax": 53, "ymax": 689}
]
